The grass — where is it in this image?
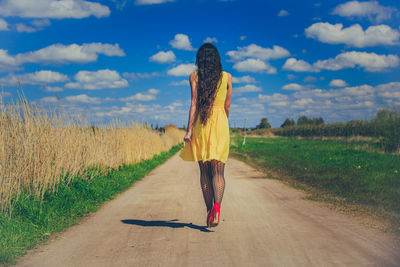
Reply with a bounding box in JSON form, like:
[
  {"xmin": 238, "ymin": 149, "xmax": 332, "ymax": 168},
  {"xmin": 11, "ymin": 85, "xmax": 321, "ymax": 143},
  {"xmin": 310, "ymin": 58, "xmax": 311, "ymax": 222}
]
[
  {"xmin": 230, "ymin": 136, "xmax": 400, "ymax": 230},
  {"xmin": 0, "ymin": 144, "xmax": 182, "ymax": 266},
  {"xmin": 1, "ymin": 94, "xmax": 184, "ymax": 216}
]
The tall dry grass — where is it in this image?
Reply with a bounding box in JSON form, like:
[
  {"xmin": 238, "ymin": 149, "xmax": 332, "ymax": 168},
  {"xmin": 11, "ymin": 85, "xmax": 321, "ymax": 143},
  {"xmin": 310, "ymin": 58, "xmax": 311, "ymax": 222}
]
[{"xmin": 0, "ymin": 94, "xmax": 184, "ymax": 216}]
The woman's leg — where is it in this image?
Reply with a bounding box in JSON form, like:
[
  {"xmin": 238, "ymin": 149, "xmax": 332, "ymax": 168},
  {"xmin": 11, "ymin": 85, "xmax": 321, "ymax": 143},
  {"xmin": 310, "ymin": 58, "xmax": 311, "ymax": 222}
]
[
  {"xmin": 210, "ymin": 160, "xmax": 225, "ymax": 204},
  {"xmin": 198, "ymin": 161, "xmax": 214, "ymax": 211}
]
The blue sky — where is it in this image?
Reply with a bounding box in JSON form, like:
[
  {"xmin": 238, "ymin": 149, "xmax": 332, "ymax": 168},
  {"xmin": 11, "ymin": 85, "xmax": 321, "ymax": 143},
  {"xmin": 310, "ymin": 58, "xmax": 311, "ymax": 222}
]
[{"xmin": 0, "ymin": 0, "xmax": 399, "ymax": 128}]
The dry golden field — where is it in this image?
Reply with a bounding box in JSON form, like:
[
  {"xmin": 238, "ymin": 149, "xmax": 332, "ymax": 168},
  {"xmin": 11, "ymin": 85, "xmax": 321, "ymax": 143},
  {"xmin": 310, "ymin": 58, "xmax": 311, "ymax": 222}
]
[{"xmin": 0, "ymin": 95, "xmax": 184, "ymax": 216}]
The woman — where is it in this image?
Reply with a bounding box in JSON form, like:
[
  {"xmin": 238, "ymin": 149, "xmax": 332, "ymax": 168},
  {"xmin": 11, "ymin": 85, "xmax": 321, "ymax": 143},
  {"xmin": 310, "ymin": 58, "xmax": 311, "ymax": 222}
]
[{"xmin": 179, "ymin": 43, "xmax": 232, "ymax": 228}]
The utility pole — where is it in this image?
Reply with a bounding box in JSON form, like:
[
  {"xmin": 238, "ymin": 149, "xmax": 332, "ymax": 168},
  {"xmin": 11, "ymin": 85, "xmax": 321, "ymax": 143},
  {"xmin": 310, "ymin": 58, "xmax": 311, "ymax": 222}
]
[{"xmin": 242, "ymin": 118, "xmax": 247, "ymax": 146}]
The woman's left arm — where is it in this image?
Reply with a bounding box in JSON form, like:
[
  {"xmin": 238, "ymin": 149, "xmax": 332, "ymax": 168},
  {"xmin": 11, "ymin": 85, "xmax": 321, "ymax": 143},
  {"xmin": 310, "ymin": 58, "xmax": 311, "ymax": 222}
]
[{"xmin": 224, "ymin": 72, "xmax": 232, "ymax": 118}]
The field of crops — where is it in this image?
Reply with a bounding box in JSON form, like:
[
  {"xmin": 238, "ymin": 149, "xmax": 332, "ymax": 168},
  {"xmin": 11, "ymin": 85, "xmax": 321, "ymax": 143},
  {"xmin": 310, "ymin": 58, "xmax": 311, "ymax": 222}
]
[
  {"xmin": 231, "ymin": 136, "xmax": 400, "ymax": 226},
  {"xmin": 0, "ymin": 95, "xmax": 184, "ymax": 216}
]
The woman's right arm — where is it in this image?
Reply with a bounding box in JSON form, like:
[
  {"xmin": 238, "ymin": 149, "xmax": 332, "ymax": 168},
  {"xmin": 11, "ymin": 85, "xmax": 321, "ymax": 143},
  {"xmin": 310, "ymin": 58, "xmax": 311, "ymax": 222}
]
[{"xmin": 183, "ymin": 72, "xmax": 198, "ymax": 142}]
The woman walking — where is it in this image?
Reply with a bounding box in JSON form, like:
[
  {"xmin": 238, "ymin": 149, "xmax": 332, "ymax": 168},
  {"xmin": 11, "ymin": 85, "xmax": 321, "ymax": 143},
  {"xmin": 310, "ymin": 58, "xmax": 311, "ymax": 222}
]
[{"xmin": 180, "ymin": 43, "xmax": 232, "ymax": 228}]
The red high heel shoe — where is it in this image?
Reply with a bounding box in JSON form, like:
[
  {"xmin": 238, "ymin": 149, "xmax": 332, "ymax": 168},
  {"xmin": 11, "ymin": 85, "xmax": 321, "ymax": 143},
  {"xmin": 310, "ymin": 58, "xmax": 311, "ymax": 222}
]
[{"xmin": 210, "ymin": 202, "xmax": 220, "ymax": 227}]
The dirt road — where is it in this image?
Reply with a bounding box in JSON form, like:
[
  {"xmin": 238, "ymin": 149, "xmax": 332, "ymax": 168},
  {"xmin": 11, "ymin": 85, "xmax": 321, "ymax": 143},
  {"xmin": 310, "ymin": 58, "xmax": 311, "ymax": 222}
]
[{"xmin": 16, "ymin": 154, "xmax": 399, "ymax": 267}]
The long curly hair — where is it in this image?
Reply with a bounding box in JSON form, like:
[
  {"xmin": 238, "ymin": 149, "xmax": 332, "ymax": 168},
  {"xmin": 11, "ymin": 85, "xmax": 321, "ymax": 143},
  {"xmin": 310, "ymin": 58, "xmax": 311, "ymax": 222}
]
[{"xmin": 195, "ymin": 43, "xmax": 223, "ymax": 125}]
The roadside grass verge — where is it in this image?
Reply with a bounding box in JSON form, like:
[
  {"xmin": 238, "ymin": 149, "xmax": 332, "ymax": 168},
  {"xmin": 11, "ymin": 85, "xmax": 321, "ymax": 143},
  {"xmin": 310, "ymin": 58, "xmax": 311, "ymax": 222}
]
[
  {"xmin": 230, "ymin": 137, "xmax": 400, "ymax": 231},
  {"xmin": 0, "ymin": 144, "xmax": 182, "ymax": 266}
]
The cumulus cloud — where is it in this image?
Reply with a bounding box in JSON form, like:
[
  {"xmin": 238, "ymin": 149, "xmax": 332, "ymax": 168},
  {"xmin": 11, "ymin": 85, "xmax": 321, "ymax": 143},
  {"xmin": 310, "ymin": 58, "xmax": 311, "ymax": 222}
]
[
  {"xmin": 0, "ymin": 49, "xmax": 18, "ymax": 72},
  {"xmin": 332, "ymin": 0, "xmax": 397, "ymax": 22},
  {"xmin": 120, "ymin": 88, "xmax": 159, "ymax": 101},
  {"xmin": 329, "ymin": 79, "xmax": 348, "ymax": 87},
  {"xmin": 305, "ymin": 22, "xmax": 400, "ymax": 47},
  {"xmin": 235, "ymin": 84, "xmax": 262, "ymax": 94},
  {"xmin": 65, "ymin": 94, "xmax": 101, "ymax": 104},
  {"xmin": 240, "ymin": 36, "xmax": 247, "ymax": 40},
  {"xmin": 149, "ymin": 50, "xmax": 176, "ymax": 63},
  {"xmin": 204, "ymin": 37, "xmax": 218, "ymax": 43},
  {"xmin": 314, "ymin": 51, "xmax": 399, "ymax": 72},
  {"xmin": 65, "ymin": 69, "xmax": 128, "ymax": 90},
  {"xmin": 122, "ymin": 72, "xmax": 160, "ymax": 81},
  {"xmin": 0, "ymin": 70, "xmax": 69, "ymax": 86},
  {"xmin": 282, "ymin": 83, "xmax": 304, "ymax": 90},
  {"xmin": 0, "ymin": 0, "xmax": 110, "ymax": 19},
  {"xmin": 16, "ymin": 23, "xmax": 36, "ymax": 33},
  {"xmin": 167, "ymin": 63, "xmax": 196, "ymax": 76},
  {"xmin": 135, "ymin": 0, "xmax": 174, "ymax": 5},
  {"xmin": 232, "ymin": 75, "xmax": 257, "ymax": 84},
  {"xmin": 170, "ymin": 34, "xmax": 194, "ymax": 51},
  {"xmin": 0, "ymin": 18, "xmax": 9, "ymax": 31},
  {"xmin": 0, "ymin": 43, "xmax": 125, "ymax": 71},
  {"xmin": 284, "ymin": 51, "xmax": 399, "ymax": 72},
  {"xmin": 45, "ymin": 86, "xmax": 64, "ymax": 92},
  {"xmin": 226, "ymin": 44, "xmax": 290, "ymax": 62},
  {"xmin": 278, "ymin": 9, "xmax": 289, "ymax": 17},
  {"xmin": 283, "ymin": 58, "xmax": 315, "ymax": 72},
  {"xmin": 233, "ymin": 58, "xmax": 277, "ymax": 74},
  {"xmin": 18, "ymin": 43, "xmax": 125, "ymax": 64}
]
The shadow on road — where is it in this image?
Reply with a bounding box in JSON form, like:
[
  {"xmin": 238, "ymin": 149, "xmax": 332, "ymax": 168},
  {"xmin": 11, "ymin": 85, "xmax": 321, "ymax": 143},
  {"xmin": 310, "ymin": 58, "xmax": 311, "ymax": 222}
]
[{"xmin": 121, "ymin": 219, "xmax": 213, "ymax": 232}]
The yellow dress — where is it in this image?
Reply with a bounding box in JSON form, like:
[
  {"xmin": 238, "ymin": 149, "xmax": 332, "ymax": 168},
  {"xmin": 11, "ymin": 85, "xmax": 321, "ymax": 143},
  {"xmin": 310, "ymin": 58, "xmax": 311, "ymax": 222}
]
[{"xmin": 179, "ymin": 71, "xmax": 230, "ymax": 163}]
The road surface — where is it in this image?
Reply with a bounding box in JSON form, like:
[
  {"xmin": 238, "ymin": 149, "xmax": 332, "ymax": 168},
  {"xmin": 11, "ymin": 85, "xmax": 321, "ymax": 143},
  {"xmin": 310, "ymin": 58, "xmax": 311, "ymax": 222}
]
[{"xmin": 16, "ymin": 154, "xmax": 400, "ymax": 266}]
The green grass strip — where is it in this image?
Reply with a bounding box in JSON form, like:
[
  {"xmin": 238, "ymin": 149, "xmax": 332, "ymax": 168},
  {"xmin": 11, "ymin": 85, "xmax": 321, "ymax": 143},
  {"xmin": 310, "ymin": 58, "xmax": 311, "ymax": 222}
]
[
  {"xmin": 231, "ymin": 137, "xmax": 400, "ymax": 225},
  {"xmin": 0, "ymin": 144, "xmax": 182, "ymax": 266}
]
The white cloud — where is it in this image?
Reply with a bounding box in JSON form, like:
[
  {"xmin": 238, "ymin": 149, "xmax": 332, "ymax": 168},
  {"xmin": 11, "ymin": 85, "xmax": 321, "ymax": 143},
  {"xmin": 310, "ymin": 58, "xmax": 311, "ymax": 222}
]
[
  {"xmin": 45, "ymin": 86, "xmax": 64, "ymax": 92},
  {"xmin": 329, "ymin": 79, "xmax": 348, "ymax": 87},
  {"xmin": 0, "ymin": 49, "xmax": 18, "ymax": 72},
  {"xmin": 122, "ymin": 72, "xmax": 160, "ymax": 81},
  {"xmin": 0, "ymin": 0, "xmax": 110, "ymax": 19},
  {"xmin": 31, "ymin": 19, "xmax": 51, "ymax": 27},
  {"xmin": 121, "ymin": 89, "xmax": 159, "ymax": 102},
  {"xmin": 232, "ymin": 75, "xmax": 257, "ymax": 84},
  {"xmin": 204, "ymin": 37, "xmax": 218, "ymax": 43},
  {"xmin": 278, "ymin": 9, "xmax": 289, "ymax": 17},
  {"xmin": 0, "ymin": 43, "xmax": 125, "ymax": 71},
  {"xmin": 226, "ymin": 44, "xmax": 290, "ymax": 61},
  {"xmin": 282, "ymin": 83, "xmax": 304, "ymax": 90},
  {"xmin": 284, "ymin": 51, "xmax": 399, "ymax": 73},
  {"xmin": 283, "ymin": 58, "xmax": 315, "ymax": 72},
  {"xmin": 65, "ymin": 69, "xmax": 128, "ymax": 90},
  {"xmin": 304, "ymin": 76, "xmax": 317, "ymax": 82},
  {"xmin": 170, "ymin": 80, "xmax": 189, "ymax": 86},
  {"xmin": 16, "ymin": 23, "xmax": 37, "ymax": 33},
  {"xmin": 258, "ymin": 93, "xmax": 288, "ymax": 102},
  {"xmin": 65, "ymin": 94, "xmax": 101, "ymax": 104},
  {"xmin": 149, "ymin": 50, "xmax": 176, "ymax": 63},
  {"xmin": 240, "ymin": 36, "xmax": 247, "ymax": 40},
  {"xmin": 332, "ymin": 0, "xmax": 397, "ymax": 22},
  {"xmin": 170, "ymin": 34, "xmax": 194, "ymax": 51},
  {"xmin": 314, "ymin": 51, "xmax": 399, "ymax": 72},
  {"xmin": 305, "ymin": 22, "xmax": 400, "ymax": 47},
  {"xmin": 17, "ymin": 43, "xmax": 125, "ymax": 64},
  {"xmin": 167, "ymin": 63, "xmax": 196, "ymax": 76},
  {"xmin": 235, "ymin": 84, "xmax": 262, "ymax": 94},
  {"xmin": 293, "ymin": 98, "xmax": 314, "ymax": 106},
  {"xmin": 233, "ymin": 58, "xmax": 277, "ymax": 74},
  {"xmin": 135, "ymin": 0, "xmax": 174, "ymax": 5},
  {"xmin": 0, "ymin": 18, "xmax": 9, "ymax": 31},
  {"xmin": 0, "ymin": 70, "xmax": 69, "ymax": 85}
]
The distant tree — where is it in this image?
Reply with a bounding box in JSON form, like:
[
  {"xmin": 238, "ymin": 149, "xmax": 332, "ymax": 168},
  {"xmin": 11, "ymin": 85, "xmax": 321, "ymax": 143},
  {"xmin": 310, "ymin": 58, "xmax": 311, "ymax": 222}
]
[
  {"xmin": 256, "ymin": 117, "xmax": 271, "ymax": 129},
  {"xmin": 297, "ymin": 116, "xmax": 324, "ymax": 126},
  {"xmin": 280, "ymin": 118, "xmax": 295, "ymax": 128},
  {"xmin": 297, "ymin": 115, "xmax": 310, "ymax": 126}
]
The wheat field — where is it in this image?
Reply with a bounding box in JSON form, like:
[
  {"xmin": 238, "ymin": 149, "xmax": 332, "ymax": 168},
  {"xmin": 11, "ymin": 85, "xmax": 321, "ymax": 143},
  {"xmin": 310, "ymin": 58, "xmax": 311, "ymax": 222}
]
[{"xmin": 0, "ymin": 94, "xmax": 184, "ymax": 216}]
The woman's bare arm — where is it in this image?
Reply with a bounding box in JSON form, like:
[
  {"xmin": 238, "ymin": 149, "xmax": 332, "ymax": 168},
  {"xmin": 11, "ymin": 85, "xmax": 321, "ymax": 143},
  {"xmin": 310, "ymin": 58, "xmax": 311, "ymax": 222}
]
[
  {"xmin": 224, "ymin": 72, "xmax": 232, "ymax": 118},
  {"xmin": 183, "ymin": 72, "xmax": 198, "ymax": 142}
]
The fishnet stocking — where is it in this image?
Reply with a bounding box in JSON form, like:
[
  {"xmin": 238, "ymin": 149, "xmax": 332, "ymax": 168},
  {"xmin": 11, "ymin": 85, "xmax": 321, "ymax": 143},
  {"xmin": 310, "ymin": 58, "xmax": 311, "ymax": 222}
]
[
  {"xmin": 198, "ymin": 161, "xmax": 214, "ymax": 211},
  {"xmin": 210, "ymin": 160, "xmax": 225, "ymax": 204},
  {"xmin": 198, "ymin": 160, "xmax": 226, "ymax": 212}
]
